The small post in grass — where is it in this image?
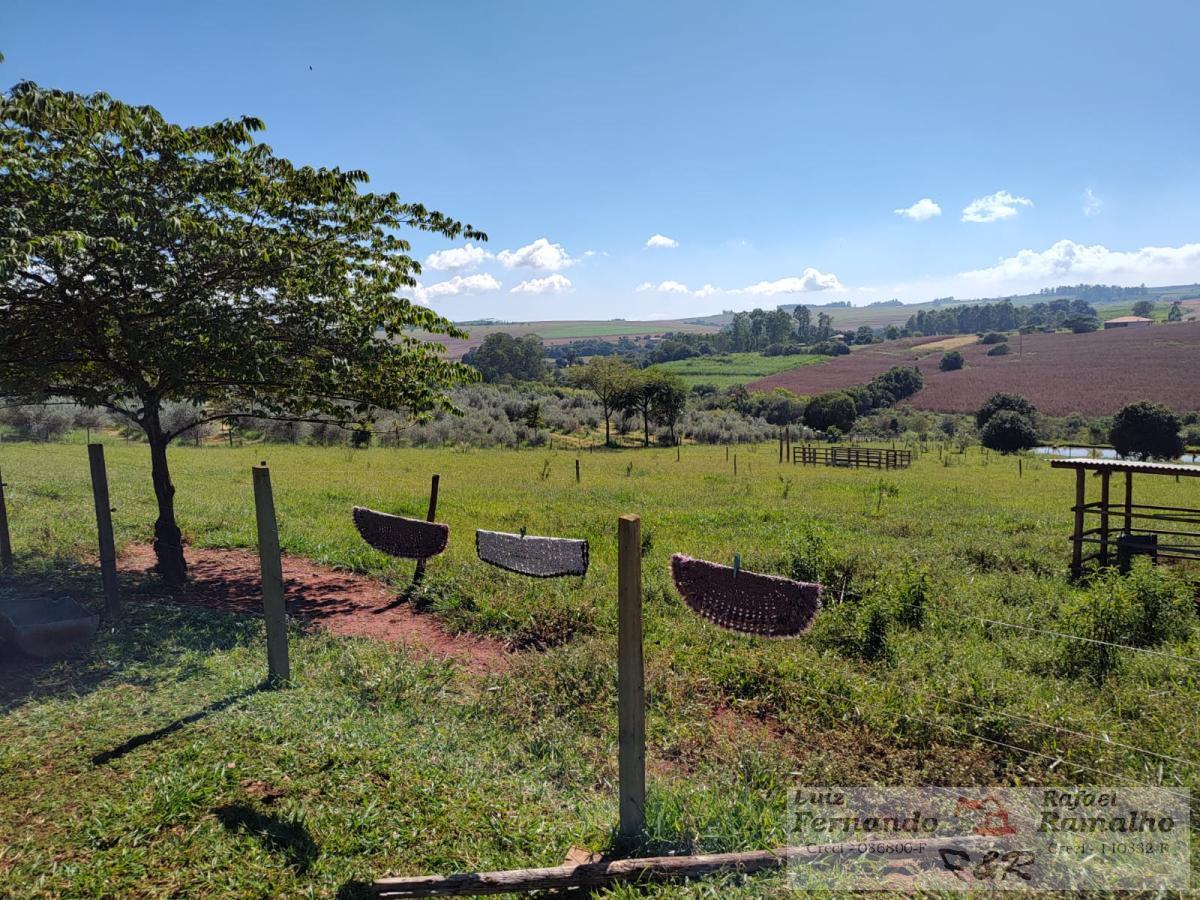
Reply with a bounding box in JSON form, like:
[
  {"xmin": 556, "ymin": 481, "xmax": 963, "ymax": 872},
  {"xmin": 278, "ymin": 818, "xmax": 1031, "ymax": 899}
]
[
  {"xmin": 576, "ymin": 458, "xmax": 581, "ymax": 483},
  {"xmin": 252, "ymin": 462, "xmax": 290, "ymax": 685},
  {"xmin": 733, "ymin": 453, "xmax": 737, "ymax": 476},
  {"xmin": 87, "ymin": 444, "xmax": 120, "ymax": 618},
  {"xmin": 0, "ymin": 469, "xmax": 12, "ymax": 572},
  {"xmin": 412, "ymin": 474, "xmax": 441, "ymax": 586},
  {"xmin": 617, "ymin": 514, "xmax": 646, "ymax": 843}
]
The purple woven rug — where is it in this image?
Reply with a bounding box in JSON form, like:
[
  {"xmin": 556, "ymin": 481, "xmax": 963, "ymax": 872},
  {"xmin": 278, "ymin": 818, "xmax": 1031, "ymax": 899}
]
[
  {"xmin": 352, "ymin": 507, "xmax": 449, "ymax": 560},
  {"xmin": 670, "ymin": 554, "xmax": 821, "ymax": 638}
]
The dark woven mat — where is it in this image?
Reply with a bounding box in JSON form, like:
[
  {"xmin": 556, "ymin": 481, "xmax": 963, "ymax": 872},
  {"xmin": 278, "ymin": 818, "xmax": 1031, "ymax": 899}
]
[
  {"xmin": 352, "ymin": 507, "xmax": 449, "ymax": 560},
  {"xmin": 670, "ymin": 554, "xmax": 821, "ymax": 638},
  {"xmin": 476, "ymin": 530, "xmax": 589, "ymax": 578}
]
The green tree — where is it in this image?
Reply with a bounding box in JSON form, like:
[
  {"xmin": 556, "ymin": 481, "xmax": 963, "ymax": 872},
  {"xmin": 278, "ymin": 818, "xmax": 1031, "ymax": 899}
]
[
  {"xmin": 0, "ymin": 83, "xmax": 483, "ymax": 583},
  {"xmin": 975, "ymin": 393, "xmax": 1037, "ymax": 430},
  {"xmin": 1109, "ymin": 401, "xmax": 1184, "ymax": 460},
  {"xmin": 1167, "ymin": 301, "xmax": 1183, "ymax": 322},
  {"xmin": 792, "ymin": 304, "xmax": 813, "ymax": 342},
  {"xmin": 1132, "ymin": 299, "xmax": 1155, "ymax": 318},
  {"xmin": 463, "ymin": 333, "xmax": 547, "ymax": 382},
  {"xmin": 939, "ymin": 350, "xmax": 965, "ymax": 371},
  {"xmin": 648, "ymin": 372, "xmax": 688, "ymax": 445},
  {"xmin": 803, "ymin": 391, "xmax": 857, "ymax": 432},
  {"xmin": 570, "ymin": 356, "xmax": 636, "ymax": 446},
  {"xmin": 980, "ymin": 410, "xmax": 1038, "ymax": 453}
]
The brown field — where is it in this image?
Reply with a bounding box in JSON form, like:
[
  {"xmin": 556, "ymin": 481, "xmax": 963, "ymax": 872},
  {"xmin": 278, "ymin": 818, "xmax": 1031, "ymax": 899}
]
[
  {"xmin": 418, "ymin": 319, "xmax": 721, "ymax": 359},
  {"xmin": 749, "ymin": 322, "xmax": 1200, "ymax": 415}
]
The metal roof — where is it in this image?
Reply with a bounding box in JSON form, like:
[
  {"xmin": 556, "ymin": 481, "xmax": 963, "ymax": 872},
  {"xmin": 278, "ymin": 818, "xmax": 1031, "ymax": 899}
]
[{"xmin": 1050, "ymin": 457, "xmax": 1200, "ymax": 477}]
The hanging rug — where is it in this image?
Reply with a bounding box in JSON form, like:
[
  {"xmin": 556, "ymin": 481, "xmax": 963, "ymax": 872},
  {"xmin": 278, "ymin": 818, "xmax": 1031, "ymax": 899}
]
[
  {"xmin": 476, "ymin": 530, "xmax": 589, "ymax": 578},
  {"xmin": 670, "ymin": 554, "xmax": 821, "ymax": 638},
  {"xmin": 353, "ymin": 507, "xmax": 449, "ymax": 560}
]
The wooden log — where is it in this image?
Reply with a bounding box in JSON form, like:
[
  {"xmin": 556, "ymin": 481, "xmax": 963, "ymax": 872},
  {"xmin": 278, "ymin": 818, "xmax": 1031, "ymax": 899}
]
[
  {"xmin": 413, "ymin": 474, "xmax": 441, "ymax": 585},
  {"xmin": 373, "ymin": 838, "xmax": 989, "ymax": 897},
  {"xmin": 252, "ymin": 464, "xmax": 290, "ymax": 684},
  {"xmin": 616, "ymin": 514, "xmax": 645, "ymax": 843},
  {"xmin": 0, "ymin": 469, "xmax": 12, "ymax": 572},
  {"xmin": 87, "ymin": 445, "xmax": 120, "ymax": 618}
]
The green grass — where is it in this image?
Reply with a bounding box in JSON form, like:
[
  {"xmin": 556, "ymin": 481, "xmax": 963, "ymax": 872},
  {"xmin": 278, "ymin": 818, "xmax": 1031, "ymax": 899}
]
[
  {"xmin": 650, "ymin": 352, "xmax": 824, "ymax": 387},
  {"xmin": 1, "ymin": 439, "xmax": 1198, "ymax": 895}
]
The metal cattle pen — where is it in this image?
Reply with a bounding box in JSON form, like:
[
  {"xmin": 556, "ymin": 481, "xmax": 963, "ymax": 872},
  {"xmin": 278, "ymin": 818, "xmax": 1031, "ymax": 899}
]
[
  {"xmin": 1051, "ymin": 457, "xmax": 1200, "ymax": 576},
  {"xmin": 793, "ymin": 445, "xmax": 912, "ymax": 470}
]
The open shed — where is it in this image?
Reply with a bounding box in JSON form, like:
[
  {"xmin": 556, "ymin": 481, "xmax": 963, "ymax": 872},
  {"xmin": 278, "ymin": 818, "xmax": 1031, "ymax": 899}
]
[{"xmin": 1051, "ymin": 457, "xmax": 1200, "ymax": 576}]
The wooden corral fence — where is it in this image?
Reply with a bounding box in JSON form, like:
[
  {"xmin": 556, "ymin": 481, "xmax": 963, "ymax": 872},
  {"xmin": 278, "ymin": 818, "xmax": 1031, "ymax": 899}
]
[
  {"xmin": 1052, "ymin": 458, "xmax": 1200, "ymax": 576},
  {"xmin": 793, "ymin": 445, "xmax": 912, "ymax": 470}
]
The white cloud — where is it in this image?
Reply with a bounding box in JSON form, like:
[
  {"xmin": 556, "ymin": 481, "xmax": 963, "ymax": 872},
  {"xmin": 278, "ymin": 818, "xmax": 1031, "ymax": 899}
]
[
  {"xmin": 645, "ymin": 233, "xmax": 679, "ymax": 249},
  {"xmin": 894, "ymin": 198, "xmax": 942, "ymax": 221},
  {"xmin": 496, "ymin": 237, "xmax": 575, "ymax": 271},
  {"xmin": 693, "ymin": 284, "xmax": 721, "ymax": 298},
  {"xmin": 1083, "ymin": 188, "xmax": 1103, "ymax": 217},
  {"xmin": 737, "ymin": 268, "xmax": 844, "ymax": 295},
  {"xmin": 962, "ymin": 239, "xmax": 1200, "ymax": 287},
  {"xmin": 583, "ymin": 249, "xmax": 608, "ymax": 258},
  {"xmin": 635, "ymin": 280, "xmax": 712, "ymax": 296},
  {"xmin": 656, "ymin": 280, "xmax": 691, "ymax": 294},
  {"xmin": 424, "ymin": 242, "xmax": 491, "ymax": 272},
  {"xmin": 509, "ymin": 274, "xmax": 573, "ymax": 295},
  {"xmin": 414, "ymin": 273, "xmax": 502, "ymax": 303},
  {"xmin": 961, "ymin": 190, "xmax": 1033, "ymax": 223}
]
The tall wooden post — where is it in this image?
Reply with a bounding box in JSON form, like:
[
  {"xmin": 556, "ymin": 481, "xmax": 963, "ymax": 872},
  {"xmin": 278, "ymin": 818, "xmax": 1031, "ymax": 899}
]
[
  {"xmin": 576, "ymin": 459, "xmax": 581, "ymax": 482},
  {"xmin": 733, "ymin": 454, "xmax": 737, "ymax": 476},
  {"xmin": 252, "ymin": 464, "xmax": 290, "ymax": 685},
  {"xmin": 1123, "ymin": 471, "xmax": 1133, "ymax": 534},
  {"xmin": 617, "ymin": 514, "xmax": 645, "ymax": 843},
  {"xmin": 0, "ymin": 469, "xmax": 12, "ymax": 572},
  {"xmin": 778, "ymin": 430, "xmax": 784, "ymax": 464},
  {"xmin": 1071, "ymin": 467, "xmax": 1086, "ymax": 578},
  {"xmin": 413, "ymin": 474, "xmax": 441, "ymax": 586},
  {"xmin": 87, "ymin": 445, "xmax": 120, "ymax": 618},
  {"xmin": 1099, "ymin": 469, "xmax": 1111, "ymax": 568}
]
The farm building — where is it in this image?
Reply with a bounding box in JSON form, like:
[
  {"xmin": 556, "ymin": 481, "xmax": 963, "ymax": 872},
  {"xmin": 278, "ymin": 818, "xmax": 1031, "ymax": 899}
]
[{"xmin": 1103, "ymin": 315, "xmax": 1153, "ymax": 329}]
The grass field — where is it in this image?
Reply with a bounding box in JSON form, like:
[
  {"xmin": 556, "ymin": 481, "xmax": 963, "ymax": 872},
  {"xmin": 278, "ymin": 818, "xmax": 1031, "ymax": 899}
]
[
  {"xmin": 650, "ymin": 352, "xmax": 824, "ymax": 388},
  {"xmin": 2, "ymin": 439, "xmax": 1199, "ymax": 895}
]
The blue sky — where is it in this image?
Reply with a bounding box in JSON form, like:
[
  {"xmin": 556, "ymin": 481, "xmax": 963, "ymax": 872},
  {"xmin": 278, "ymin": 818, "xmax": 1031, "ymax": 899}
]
[{"xmin": 5, "ymin": 1, "xmax": 1200, "ymax": 321}]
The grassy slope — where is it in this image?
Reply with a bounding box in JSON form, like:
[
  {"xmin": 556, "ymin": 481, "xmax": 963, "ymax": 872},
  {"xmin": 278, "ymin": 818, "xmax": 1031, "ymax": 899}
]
[
  {"xmin": 650, "ymin": 352, "xmax": 824, "ymax": 388},
  {"xmin": 1, "ymin": 440, "xmax": 1198, "ymax": 895}
]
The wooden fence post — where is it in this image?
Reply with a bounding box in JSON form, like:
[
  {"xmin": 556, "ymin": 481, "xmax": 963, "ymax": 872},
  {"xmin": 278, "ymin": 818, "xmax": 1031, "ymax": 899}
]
[
  {"xmin": 617, "ymin": 514, "xmax": 645, "ymax": 843},
  {"xmin": 733, "ymin": 453, "xmax": 737, "ymax": 476},
  {"xmin": 87, "ymin": 444, "xmax": 120, "ymax": 618},
  {"xmin": 1099, "ymin": 469, "xmax": 1111, "ymax": 568},
  {"xmin": 1071, "ymin": 467, "xmax": 1086, "ymax": 578},
  {"xmin": 413, "ymin": 474, "xmax": 441, "ymax": 586},
  {"xmin": 0, "ymin": 469, "xmax": 12, "ymax": 572},
  {"xmin": 252, "ymin": 463, "xmax": 290, "ymax": 685},
  {"xmin": 576, "ymin": 459, "xmax": 581, "ymax": 483}
]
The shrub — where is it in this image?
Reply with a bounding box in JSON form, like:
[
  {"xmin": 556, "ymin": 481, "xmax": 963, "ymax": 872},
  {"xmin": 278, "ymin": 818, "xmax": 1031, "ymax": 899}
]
[
  {"xmin": 1108, "ymin": 401, "xmax": 1184, "ymax": 460},
  {"xmin": 804, "ymin": 392, "xmax": 857, "ymax": 432},
  {"xmin": 980, "ymin": 410, "xmax": 1039, "ymax": 453},
  {"xmin": 975, "ymin": 393, "xmax": 1037, "ymax": 430},
  {"xmin": 939, "ymin": 350, "xmax": 964, "ymax": 371},
  {"xmin": 979, "ymin": 332, "xmax": 1008, "ymax": 345},
  {"xmin": 986, "ymin": 342, "xmax": 1010, "ymax": 356}
]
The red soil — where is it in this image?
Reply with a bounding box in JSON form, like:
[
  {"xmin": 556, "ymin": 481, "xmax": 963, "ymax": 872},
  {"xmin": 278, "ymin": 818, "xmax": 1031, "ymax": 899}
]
[
  {"xmin": 750, "ymin": 322, "xmax": 1200, "ymax": 415},
  {"xmin": 118, "ymin": 544, "xmax": 509, "ymax": 674}
]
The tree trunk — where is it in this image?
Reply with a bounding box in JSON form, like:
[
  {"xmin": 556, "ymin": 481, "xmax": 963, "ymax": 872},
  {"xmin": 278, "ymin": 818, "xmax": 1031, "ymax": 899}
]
[
  {"xmin": 642, "ymin": 407, "xmax": 650, "ymax": 447},
  {"xmin": 604, "ymin": 409, "xmax": 612, "ymax": 446},
  {"xmin": 145, "ymin": 408, "xmax": 187, "ymax": 585}
]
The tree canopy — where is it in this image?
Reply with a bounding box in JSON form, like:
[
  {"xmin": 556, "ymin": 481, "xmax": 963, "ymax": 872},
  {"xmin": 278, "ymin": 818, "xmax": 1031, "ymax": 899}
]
[
  {"xmin": 463, "ymin": 333, "xmax": 547, "ymax": 383},
  {"xmin": 0, "ymin": 82, "xmax": 485, "ymax": 581},
  {"xmin": 1108, "ymin": 401, "xmax": 1184, "ymax": 461}
]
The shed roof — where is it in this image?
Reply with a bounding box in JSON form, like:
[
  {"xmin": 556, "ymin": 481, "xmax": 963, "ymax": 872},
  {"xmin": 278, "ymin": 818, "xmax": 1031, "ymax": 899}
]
[
  {"xmin": 1105, "ymin": 315, "xmax": 1153, "ymax": 323},
  {"xmin": 1050, "ymin": 457, "xmax": 1200, "ymax": 477}
]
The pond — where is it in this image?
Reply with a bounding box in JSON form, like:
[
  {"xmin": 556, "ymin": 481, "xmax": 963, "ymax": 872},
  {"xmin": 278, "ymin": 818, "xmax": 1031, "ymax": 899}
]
[{"xmin": 1032, "ymin": 446, "xmax": 1200, "ymax": 463}]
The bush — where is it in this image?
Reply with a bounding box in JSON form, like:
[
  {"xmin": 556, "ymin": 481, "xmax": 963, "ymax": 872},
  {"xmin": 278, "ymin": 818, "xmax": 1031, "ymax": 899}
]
[
  {"xmin": 939, "ymin": 350, "xmax": 964, "ymax": 371},
  {"xmin": 804, "ymin": 391, "xmax": 857, "ymax": 432},
  {"xmin": 980, "ymin": 410, "xmax": 1039, "ymax": 453},
  {"xmin": 979, "ymin": 332, "xmax": 1008, "ymax": 345},
  {"xmin": 986, "ymin": 342, "xmax": 1010, "ymax": 356},
  {"xmin": 975, "ymin": 392, "xmax": 1037, "ymax": 430},
  {"xmin": 1109, "ymin": 401, "xmax": 1184, "ymax": 460}
]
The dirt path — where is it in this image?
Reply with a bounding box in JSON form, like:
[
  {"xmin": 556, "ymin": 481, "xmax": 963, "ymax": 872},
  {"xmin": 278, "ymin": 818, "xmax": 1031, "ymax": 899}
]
[{"xmin": 118, "ymin": 544, "xmax": 509, "ymax": 675}]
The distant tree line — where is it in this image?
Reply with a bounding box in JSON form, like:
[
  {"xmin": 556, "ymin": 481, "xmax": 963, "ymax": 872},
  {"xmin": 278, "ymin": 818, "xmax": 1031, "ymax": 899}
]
[{"xmin": 906, "ymin": 297, "xmax": 1101, "ymax": 336}]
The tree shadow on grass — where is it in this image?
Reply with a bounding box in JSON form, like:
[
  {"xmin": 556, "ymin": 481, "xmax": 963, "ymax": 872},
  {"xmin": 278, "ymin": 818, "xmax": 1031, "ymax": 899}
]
[
  {"xmin": 0, "ymin": 564, "xmax": 263, "ymax": 713},
  {"xmin": 213, "ymin": 803, "xmax": 319, "ymax": 874}
]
